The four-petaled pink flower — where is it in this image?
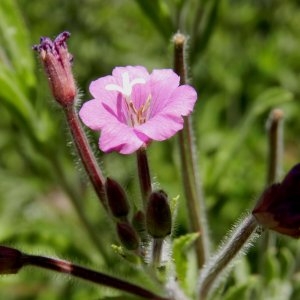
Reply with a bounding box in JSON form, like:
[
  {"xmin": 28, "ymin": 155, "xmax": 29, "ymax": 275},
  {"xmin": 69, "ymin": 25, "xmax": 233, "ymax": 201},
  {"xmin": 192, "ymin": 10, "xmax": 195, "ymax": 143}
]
[{"xmin": 79, "ymin": 66, "xmax": 197, "ymax": 154}]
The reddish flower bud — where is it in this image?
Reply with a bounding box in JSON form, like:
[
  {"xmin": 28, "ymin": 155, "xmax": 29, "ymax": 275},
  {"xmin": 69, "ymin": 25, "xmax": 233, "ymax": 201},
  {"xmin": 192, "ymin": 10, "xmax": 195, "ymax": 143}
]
[
  {"xmin": 0, "ymin": 246, "xmax": 23, "ymax": 274},
  {"xmin": 33, "ymin": 31, "xmax": 76, "ymax": 107},
  {"xmin": 146, "ymin": 190, "xmax": 172, "ymax": 238},
  {"xmin": 116, "ymin": 222, "xmax": 139, "ymax": 250},
  {"xmin": 252, "ymin": 163, "xmax": 300, "ymax": 238},
  {"xmin": 105, "ymin": 177, "xmax": 130, "ymax": 219}
]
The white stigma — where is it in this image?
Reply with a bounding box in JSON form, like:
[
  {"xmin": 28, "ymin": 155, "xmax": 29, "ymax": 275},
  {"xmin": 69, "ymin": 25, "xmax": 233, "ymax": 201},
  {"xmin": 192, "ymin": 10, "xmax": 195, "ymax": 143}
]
[{"xmin": 105, "ymin": 72, "xmax": 146, "ymax": 97}]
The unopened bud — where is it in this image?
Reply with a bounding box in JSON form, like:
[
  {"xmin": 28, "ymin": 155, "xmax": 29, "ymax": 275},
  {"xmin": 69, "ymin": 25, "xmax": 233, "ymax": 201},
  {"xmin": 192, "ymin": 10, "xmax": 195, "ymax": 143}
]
[
  {"xmin": 105, "ymin": 177, "xmax": 130, "ymax": 219},
  {"xmin": 252, "ymin": 163, "xmax": 300, "ymax": 238},
  {"xmin": 132, "ymin": 210, "xmax": 147, "ymax": 240},
  {"xmin": 0, "ymin": 246, "xmax": 23, "ymax": 274},
  {"xmin": 33, "ymin": 31, "xmax": 76, "ymax": 107},
  {"xmin": 146, "ymin": 190, "xmax": 172, "ymax": 238},
  {"xmin": 116, "ymin": 222, "xmax": 139, "ymax": 250}
]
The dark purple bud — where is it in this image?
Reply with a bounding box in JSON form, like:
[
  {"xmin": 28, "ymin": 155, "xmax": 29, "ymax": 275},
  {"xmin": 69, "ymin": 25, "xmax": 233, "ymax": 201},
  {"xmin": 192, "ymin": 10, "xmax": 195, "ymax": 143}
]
[
  {"xmin": 105, "ymin": 177, "xmax": 130, "ymax": 219},
  {"xmin": 0, "ymin": 246, "xmax": 23, "ymax": 274},
  {"xmin": 132, "ymin": 210, "xmax": 147, "ymax": 240},
  {"xmin": 146, "ymin": 190, "xmax": 172, "ymax": 238},
  {"xmin": 252, "ymin": 163, "xmax": 300, "ymax": 238},
  {"xmin": 33, "ymin": 32, "xmax": 76, "ymax": 107},
  {"xmin": 116, "ymin": 222, "xmax": 139, "ymax": 250}
]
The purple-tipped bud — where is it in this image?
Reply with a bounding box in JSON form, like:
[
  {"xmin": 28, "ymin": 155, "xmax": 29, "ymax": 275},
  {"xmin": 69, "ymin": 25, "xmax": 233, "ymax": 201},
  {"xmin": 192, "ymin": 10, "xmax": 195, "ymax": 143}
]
[
  {"xmin": 146, "ymin": 190, "xmax": 172, "ymax": 238},
  {"xmin": 252, "ymin": 163, "xmax": 300, "ymax": 238},
  {"xmin": 0, "ymin": 246, "xmax": 23, "ymax": 274},
  {"xmin": 33, "ymin": 31, "xmax": 76, "ymax": 107},
  {"xmin": 116, "ymin": 222, "xmax": 139, "ymax": 250},
  {"xmin": 105, "ymin": 177, "xmax": 130, "ymax": 219}
]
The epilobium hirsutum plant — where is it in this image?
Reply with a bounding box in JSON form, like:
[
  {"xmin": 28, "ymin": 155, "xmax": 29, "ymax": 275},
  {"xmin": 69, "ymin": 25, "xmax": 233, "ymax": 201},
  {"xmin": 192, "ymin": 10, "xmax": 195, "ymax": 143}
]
[{"xmin": 1, "ymin": 23, "xmax": 299, "ymax": 300}]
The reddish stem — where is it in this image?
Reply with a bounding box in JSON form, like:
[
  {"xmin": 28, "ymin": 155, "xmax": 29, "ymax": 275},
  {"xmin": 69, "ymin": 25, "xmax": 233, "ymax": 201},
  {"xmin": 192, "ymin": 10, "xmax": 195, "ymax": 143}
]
[
  {"xmin": 22, "ymin": 254, "xmax": 168, "ymax": 300},
  {"xmin": 64, "ymin": 105, "xmax": 107, "ymax": 210}
]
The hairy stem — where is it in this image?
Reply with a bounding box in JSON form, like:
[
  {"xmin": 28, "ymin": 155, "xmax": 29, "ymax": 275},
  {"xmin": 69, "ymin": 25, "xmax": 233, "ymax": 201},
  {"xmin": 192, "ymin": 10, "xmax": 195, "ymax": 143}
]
[
  {"xmin": 260, "ymin": 108, "xmax": 284, "ymax": 271},
  {"xmin": 173, "ymin": 33, "xmax": 210, "ymax": 268},
  {"xmin": 198, "ymin": 215, "xmax": 259, "ymax": 300},
  {"xmin": 266, "ymin": 108, "xmax": 284, "ymax": 185},
  {"xmin": 64, "ymin": 105, "xmax": 107, "ymax": 210},
  {"xmin": 152, "ymin": 238, "xmax": 164, "ymax": 268},
  {"xmin": 136, "ymin": 147, "xmax": 152, "ymax": 209},
  {"xmin": 22, "ymin": 253, "xmax": 168, "ymax": 300}
]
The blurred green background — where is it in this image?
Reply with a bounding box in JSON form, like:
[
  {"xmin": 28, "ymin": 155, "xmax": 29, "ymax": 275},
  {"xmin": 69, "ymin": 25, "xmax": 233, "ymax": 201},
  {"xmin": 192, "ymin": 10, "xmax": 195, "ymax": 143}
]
[{"xmin": 1, "ymin": 0, "xmax": 300, "ymax": 299}]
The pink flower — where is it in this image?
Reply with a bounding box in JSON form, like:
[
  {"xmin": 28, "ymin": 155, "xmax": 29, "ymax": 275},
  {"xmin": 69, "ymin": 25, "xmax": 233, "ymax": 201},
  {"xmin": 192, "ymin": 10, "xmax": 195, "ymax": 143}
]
[{"xmin": 79, "ymin": 66, "xmax": 197, "ymax": 154}]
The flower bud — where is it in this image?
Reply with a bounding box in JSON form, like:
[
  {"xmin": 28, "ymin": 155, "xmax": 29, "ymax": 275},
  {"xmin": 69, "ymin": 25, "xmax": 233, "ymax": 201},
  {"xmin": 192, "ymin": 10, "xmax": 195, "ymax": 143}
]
[
  {"xmin": 0, "ymin": 246, "xmax": 23, "ymax": 274},
  {"xmin": 146, "ymin": 190, "xmax": 172, "ymax": 238},
  {"xmin": 132, "ymin": 210, "xmax": 147, "ymax": 240},
  {"xmin": 252, "ymin": 163, "xmax": 300, "ymax": 238},
  {"xmin": 116, "ymin": 222, "xmax": 139, "ymax": 250},
  {"xmin": 105, "ymin": 177, "xmax": 130, "ymax": 219},
  {"xmin": 33, "ymin": 31, "xmax": 76, "ymax": 107}
]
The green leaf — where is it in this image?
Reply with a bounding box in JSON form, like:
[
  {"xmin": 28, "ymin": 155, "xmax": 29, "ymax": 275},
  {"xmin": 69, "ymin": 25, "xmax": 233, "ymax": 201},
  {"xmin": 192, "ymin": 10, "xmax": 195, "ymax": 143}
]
[
  {"xmin": 133, "ymin": 0, "xmax": 174, "ymax": 40},
  {"xmin": 0, "ymin": 0, "xmax": 36, "ymax": 87},
  {"xmin": 173, "ymin": 232, "xmax": 200, "ymax": 292},
  {"xmin": 207, "ymin": 87, "xmax": 293, "ymax": 189},
  {"xmin": 191, "ymin": 0, "xmax": 221, "ymax": 63},
  {"xmin": 0, "ymin": 66, "xmax": 34, "ymax": 123},
  {"xmin": 222, "ymin": 281, "xmax": 255, "ymax": 300}
]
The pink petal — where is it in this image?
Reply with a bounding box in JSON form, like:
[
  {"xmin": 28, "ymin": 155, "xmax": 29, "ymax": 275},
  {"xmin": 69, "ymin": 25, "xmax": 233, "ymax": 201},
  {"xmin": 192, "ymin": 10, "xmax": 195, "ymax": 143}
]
[
  {"xmin": 131, "ymin": 81, "xmax": 151, "ymax": 110},
  {"xmin": 135, "ymin": 113, "xmax": 184, "ymax": 141},
  {"xmin": 162, "ymin": 85, "xmax": 198, "ymax": 116},
  {"xmin": 99, "ymin": 123, "xmax": 145, "ymax": 154},
  {"xmin": 112, "ymin": 66, "xmax": 149, "ymax": 81},
  {"xmin": 149, "ymin": 69, "xmax": 180, "ymax": 117},
  {"xmin": 89, "ymin": 76, "xmax": 120, "ymax": 106},
  {"xmin": 79, "ymin": 99, "xmax": 108, "ymax": 130}
]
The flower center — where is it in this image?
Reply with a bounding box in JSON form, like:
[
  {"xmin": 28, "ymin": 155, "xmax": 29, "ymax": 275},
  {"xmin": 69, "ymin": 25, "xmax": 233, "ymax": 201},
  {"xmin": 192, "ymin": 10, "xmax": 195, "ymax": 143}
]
[{"xmin": 105, "ymin": 72, "xmax": 150, "ymax": 127}]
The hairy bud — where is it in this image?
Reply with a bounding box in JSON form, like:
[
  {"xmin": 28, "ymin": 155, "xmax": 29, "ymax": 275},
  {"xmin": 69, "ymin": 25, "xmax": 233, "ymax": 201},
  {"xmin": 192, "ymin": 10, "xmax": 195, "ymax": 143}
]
[
  {"xmin": 253, "ymin": 163, "xmax": 300, "ymax": 238},
  {"xmin": 33, "ymin": 31, "xmax": 76, "ymax": 107},
  {"xmin": 105, "ymin": 177, "xmax": 130, "ymax": 219},
  {"xmin": 146, "ymin": 190, "xmax": 172, "ymax": 238},
  {"xmin": 116, "ymin": 222, "xmax": 139, "ymax": 250},
  {"xmin": 0, "ymin": 246, "xmax": 23, "ymax": 274}
]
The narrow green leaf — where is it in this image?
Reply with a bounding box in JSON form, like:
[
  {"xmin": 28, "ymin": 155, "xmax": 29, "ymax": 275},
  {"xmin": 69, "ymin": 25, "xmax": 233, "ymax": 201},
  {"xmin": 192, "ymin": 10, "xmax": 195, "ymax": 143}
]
[
  {"xmin": 207, "ymin": 88, "xmax": 293, "ymax": 188},
  {"xmin": 191, "ymin": 0, "xmax": 221, "ymax": 63},
  {"xmin": 133, "ymin": 0, "xmax": 174, "ymax": 40},
  {"xmin": 173, "ymin": 232, "xmax": 200, "ymax": 292},
  {"xmin": 222, "ymin": 282, "xmax": 254, "ymax": 300},
  {"xmin": 0, "ymin": 0, "xmax": 36, "ymax": 88},
  {"xmin": 0, "ymin": 66, "xmax": 34, "ymax": 122}
]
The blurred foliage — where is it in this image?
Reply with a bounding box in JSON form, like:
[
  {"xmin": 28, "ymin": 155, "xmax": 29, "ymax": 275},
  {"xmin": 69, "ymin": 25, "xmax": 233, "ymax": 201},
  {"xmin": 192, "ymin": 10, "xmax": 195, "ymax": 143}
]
[{"xmin": 0, "ymin": 0, "xmax": 300, "ymax": 299}]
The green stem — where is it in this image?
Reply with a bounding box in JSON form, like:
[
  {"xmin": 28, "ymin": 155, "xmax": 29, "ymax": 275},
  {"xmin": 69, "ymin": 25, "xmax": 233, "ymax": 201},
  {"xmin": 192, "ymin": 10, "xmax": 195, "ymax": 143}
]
[
  {"xmin": 259, "ymin": 108, "xmax": 284, "ymax": 272},
  {"xmin": 173, "ymin": 33, "xmax": 210, "ymax": 267},
  {"xmin": 152, "ymin": 238, "xmax": 164, "ymax": 268},
  {"xmin": 266, "ymin": 108, "xmax": 284, "ymax": 185},
  {"xmin": 198, "ymin": 215, "xmax": 260, "ymax": 300}
]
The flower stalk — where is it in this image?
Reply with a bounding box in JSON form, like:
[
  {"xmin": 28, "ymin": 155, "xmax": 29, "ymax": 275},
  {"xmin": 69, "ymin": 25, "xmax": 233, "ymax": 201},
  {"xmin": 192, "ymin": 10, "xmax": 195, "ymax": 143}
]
[
  {"xmin": 34, "ymin": 32, "xmax": 107, "ymax": 211},
  {"xmin": 137, "ymin": 147, "xmax": 152, "ymax": 208},
  {"xmin": 0, "ymin": 246, "xmax": 168, "ymax": 300},
  {"xmin": 173, "ymin": 32, "xmax": 210, "ymax": 267},
  {"xmin": 266, "ymin": 108, "xmax": 284, "ymax": 185},
  {"xmin": 64, "ymin": 105, "xmax": 107, "ymax": 210},
  {"xmin": 259, "ymin": 108, "xmax": 284, "ymax": 269},
  {"xmin": 197, "ymin": 215, "xmax": 259, "ymax": 300}
]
